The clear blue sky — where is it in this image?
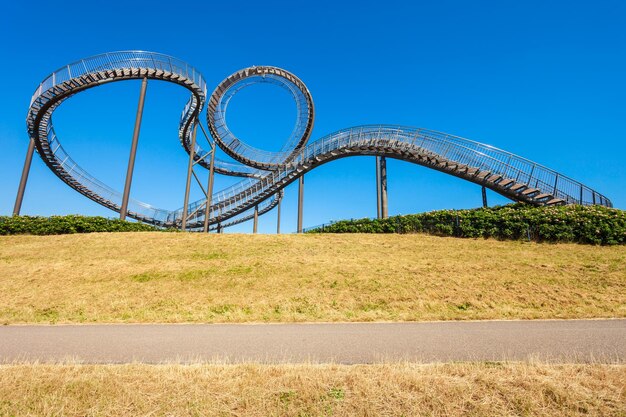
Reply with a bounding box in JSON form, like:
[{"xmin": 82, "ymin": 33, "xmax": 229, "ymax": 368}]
[{"xmin": 1, "ymin": 0, "xmax": 624, "ymax": 233}]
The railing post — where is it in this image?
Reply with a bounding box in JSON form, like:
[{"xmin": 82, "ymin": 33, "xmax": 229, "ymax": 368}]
[
  {"xmin": 13, "ymin": 138, "xmax": 36, "ymax": 216},
  {"xmin": 297, "ymin": 175, "xmax": 304, "ymax": 233},
  {"xmin": 120, "ymin": 77, "xmax": 148, "ymax": 220},
  {"xmin": 553, "ymin": 174, "xmax": 559, "ymax": 197},
  {"xmin": 181, "ymin": 123, "xmax": 199, "ymax": 231},
  {"xmin": 203, "ymin": 141, "xmax": 216, "ymax": 233},
  {"xmin": 579, "ymin": 186, "xmax": 583, "ymax": 205},
  {"xmin": 380, "ymin": 156, "xmax": 388, "ymax": 219},
  {"xmin": 527, "ymin": 164, "xmax": 536, "ymax": 184}
]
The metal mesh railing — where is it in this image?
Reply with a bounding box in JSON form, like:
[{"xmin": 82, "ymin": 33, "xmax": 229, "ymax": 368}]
[
  {"xmin": 212, "ymin": 75, "xmax": 311, "ymax": 166},
  {"xmin": 28, "ymin": 51, "xmax": 207, "ymax": 225},
  {"xmin": 27, "ymin": 51, "xmax": 611, "ymax": 228},
  {"xmin": 31, "ymin": 51, "xmax": 207, "ymax": 105},
  {"xmin": 179, "ymin": 125, "xmax": 611, "ymax": 225}
]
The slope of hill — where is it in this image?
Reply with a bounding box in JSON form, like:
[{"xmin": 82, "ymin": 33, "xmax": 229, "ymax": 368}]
[{"xmin": 1, "ymin": 233, "xmax": 623, "ymax": 324}]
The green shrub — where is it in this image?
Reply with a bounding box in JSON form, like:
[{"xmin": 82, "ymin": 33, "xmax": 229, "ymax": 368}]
[
  {"xmin": 0, "ymin": 215, "xmax": 157, "ymax": 235},
  {"xmin": 308, "ymin": 204, "xmax": 626, "ymax": 245}
]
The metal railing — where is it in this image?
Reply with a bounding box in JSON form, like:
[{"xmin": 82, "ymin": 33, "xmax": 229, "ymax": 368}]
[
  {"xmin": 31, "ymin": 51, "xmax": 207, "ymax": 105},
  {"xmin": 26, "ymin": 52, "xmax": 612, "ymax": 229},
  {"xmin": 27, "ymin": 51, "xmax": 208, "ymax": 225},
  {"xmin": 211, "ymin": 75, "xmax": 311, "ymax": 166},
  {"xmin": 178, "ymin": 125, "xmax": 611, "ymax": 227}
]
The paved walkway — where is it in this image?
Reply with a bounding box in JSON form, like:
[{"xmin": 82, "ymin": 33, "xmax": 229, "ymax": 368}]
[{"xmin": 1, "ymin": 319, "xmax": 624, "ymax": 364}]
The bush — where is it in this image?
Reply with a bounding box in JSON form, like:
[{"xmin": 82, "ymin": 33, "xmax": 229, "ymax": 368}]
[
  {"xmin": 0, "ymin": 215, "xmax": 157, "ymax": 235},
  {"xmin": 308, "ymin": 204, "xmax": 626, "ymax": 245}
]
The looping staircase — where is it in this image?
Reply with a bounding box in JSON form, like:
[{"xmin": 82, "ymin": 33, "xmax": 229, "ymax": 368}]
[{"xmin": 25, "ymin": 51, "xmax": 612, "ymax": 229}]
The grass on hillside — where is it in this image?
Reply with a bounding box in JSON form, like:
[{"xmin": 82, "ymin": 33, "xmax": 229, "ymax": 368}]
[
  {"xmin": 1, "ymin": 363, "xmax": 624, "ymax": 416},
  {"xmin": 0, "ymin": 233, "xmax": 624, "ymax": 324}
]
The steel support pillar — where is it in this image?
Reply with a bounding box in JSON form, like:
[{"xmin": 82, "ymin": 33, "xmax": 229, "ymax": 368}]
[
  {"xmin": 375, "ymin": 156, "xmax": 381, "ymax": 219},
  {"xmin": 13, "ymin": 138, "xmax": 36, "ymax": 216},
  {"xmin": 297, "ymin": 175, "xmax": 304, "ymax": 233},
  {"xmin": 380, "ymin": 156, "xmax": 388, "ymax": 219},
  {"xmin": 482, "ymin": 186, "xmax": 488, "ymax": 208},
  {"xmin": 120, "ymin": 77, "xmax": 148, "ymax": 221},
  {"xmin": 203, "ymin": 141, "xmax": 216, "ymax": 233},
  {"xmin": 276, "ymin": 197, "xmax": 281, "ymax": 234},
  {"xmin": 253, "ymin": 205, "xmax": 259, "ymax": 233},
  {"xmin": 181, "ymin": 123, "xmax": 199, "ymax": 231}
]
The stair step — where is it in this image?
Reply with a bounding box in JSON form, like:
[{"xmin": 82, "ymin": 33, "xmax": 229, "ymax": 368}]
[
  {"xmin": 55, "ymin": 83, "xmax": 71, "ymax": 93},
  {"xmin": 475, "ymin": 171, "xmax": 491, "ymax": 180},
  {"xmin": 498, "ymin": 178, "xmax": 514, "ymax": 187},
  {"xmin": 533, "ymin": 193, "xmax": 552, "ymax": 200},
  {"xmin": 510, "ymin": 183, "xmax": 527, "ymax": 191},
  {"xmin": 521, "ymin": 188, "xmax": 540, "ymax": 196},
  {"xmin": 545, "ymin": 198, "xmax": 565, "ymax": 205}
]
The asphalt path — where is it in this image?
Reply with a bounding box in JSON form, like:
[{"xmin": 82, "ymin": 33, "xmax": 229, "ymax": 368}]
[{"xmin": 0, "ymin": 319, "xmax": 624, "ymax": 364}]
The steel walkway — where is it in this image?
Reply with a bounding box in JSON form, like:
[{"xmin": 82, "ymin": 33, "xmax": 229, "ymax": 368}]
[{"xmin": 25, "ymin": 51, "xmax": 612, "ymax": 228}]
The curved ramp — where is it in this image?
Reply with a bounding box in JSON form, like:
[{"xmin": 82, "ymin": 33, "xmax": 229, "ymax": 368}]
[{"xmin": 25, "ymin": 51, "xmax": 612, "ymax": 228}]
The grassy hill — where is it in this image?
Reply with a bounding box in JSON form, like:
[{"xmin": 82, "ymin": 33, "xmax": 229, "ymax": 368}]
[
  {"xmin": 2, "ymin": 232, "xmax": 625, "ymax": 416},
  {"xmin": 1, "ymin": 233, "xmax": 624, "ymax": 324}
]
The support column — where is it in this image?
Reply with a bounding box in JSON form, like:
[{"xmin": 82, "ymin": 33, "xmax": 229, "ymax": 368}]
[
  {"xmin": 120, "ymin": 77, "xmax": 148, "ymax": 220},
  {"xmin": 375, "ymin": 156, "xmax": 381, "ymax": 219},
  {"xmin": 181, "ymin": 123, "xmax": 198, "ymax": 231},
  {"xmin": 276, "ymin": 196, "xmax": 281, "ymax": 234},
  {"xmin": 297, "ymin": 175, "xmax": 304, "ymax": 233},
  {"xmin": 203, "ymin": 142, "xmax": 216, "ymax": 233},
  {"xmin": 253, "ymin": 205, "xmax": 259, "ymax": 233},
  {"xmin": 13, "ymin": 138, "xmax": 36, "ymax": 216},
  {"xmin": 482, "ymin": 186, "xmax": 488, "ymax": 208},
  {"xmin": 380, "ymin": 156, "xmax": 388, "ymax": 219}
]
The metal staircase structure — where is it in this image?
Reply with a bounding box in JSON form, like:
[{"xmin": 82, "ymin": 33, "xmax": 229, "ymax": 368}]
[{"xmin": 20, "ymin": 51, "xmax": 612, "ymax": 229}]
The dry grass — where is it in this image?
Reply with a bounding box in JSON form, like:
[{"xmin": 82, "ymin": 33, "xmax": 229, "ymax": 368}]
[
  {"xmin": 0, "ymin": 233, "xmax": 624, "ymax": 323},
  {"xmin": 0, "ymin": 362, "xmax": 624, "ymax": 416}
]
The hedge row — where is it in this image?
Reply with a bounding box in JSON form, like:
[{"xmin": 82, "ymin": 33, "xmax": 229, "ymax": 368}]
[
  {"xmin": 308, "ymin": 204, "xmax": 626, "ymax": 245},
  {"xmin": 0, "ymin": 215, "xmax": 157, "ymax": 235}
]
